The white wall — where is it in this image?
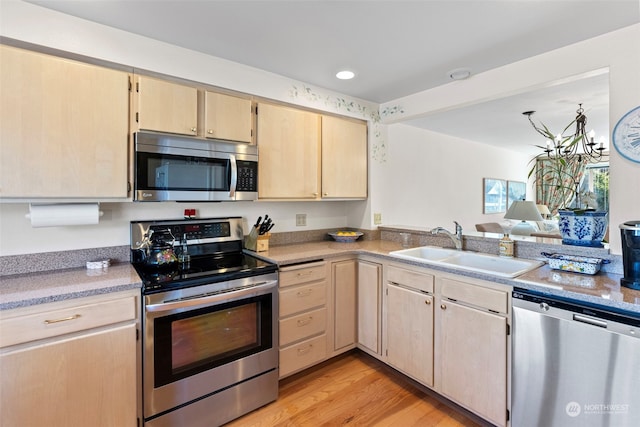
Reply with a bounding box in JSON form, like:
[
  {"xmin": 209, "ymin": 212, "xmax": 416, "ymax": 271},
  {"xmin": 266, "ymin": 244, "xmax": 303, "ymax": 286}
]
[
  {"xmin": 378, "ymin": 124, "xmax": 529, "ymax": 230},
  {"xmin": 0, "ymin": 201, "xmax": 358, "ymax": 256},
  {"xmin": 380, "ymin": 24, "xmax": 640, "ymax": 254}
]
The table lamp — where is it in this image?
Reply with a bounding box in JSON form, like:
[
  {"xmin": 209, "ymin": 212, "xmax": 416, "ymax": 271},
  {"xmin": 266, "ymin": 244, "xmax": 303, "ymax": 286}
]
[{"xmin": 505, "ymin": 201, "xmax": 543, "ymax": 235}]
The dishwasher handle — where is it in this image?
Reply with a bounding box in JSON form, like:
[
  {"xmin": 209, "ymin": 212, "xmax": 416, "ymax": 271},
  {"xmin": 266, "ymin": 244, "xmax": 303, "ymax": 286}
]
[{"xmin": 573, "ymin": 313, "xmax": 608, "ymax": 328}]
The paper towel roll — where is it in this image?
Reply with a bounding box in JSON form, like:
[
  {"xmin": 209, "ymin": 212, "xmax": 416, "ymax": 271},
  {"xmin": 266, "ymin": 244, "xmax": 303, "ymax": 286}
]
[{"xmin": 27, "ymin": 203, "xmax": 102, "ymax": 227}]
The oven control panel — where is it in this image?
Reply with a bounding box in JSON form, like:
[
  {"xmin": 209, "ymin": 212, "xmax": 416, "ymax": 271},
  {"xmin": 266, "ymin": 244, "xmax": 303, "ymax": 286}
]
[
  {"xmin": 157, "ymin": 222, "xmax": 231, "ymax": 240},
  {"xmin": 131, "ymin": 217, "xmax": 243, "ymax": 249}
]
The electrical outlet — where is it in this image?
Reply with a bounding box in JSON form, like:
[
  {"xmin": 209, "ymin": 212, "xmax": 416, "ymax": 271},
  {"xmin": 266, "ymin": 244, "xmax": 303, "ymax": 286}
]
[
  {"xmin": 296, "ymin": 214, "xmax": 307, "ymax": 226},
  {"xmin": 373, "ymin": 213, "xmax": 382, "ymax": 225}
]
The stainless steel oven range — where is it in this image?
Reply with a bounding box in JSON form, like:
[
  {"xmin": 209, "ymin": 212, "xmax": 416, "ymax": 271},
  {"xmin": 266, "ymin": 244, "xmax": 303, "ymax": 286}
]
[{"xmin": 131, "ymin": 217, "xmax": 278, "ymax": 427}]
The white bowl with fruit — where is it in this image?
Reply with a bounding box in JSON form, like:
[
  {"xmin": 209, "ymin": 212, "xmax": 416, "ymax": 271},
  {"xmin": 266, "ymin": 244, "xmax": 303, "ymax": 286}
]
[{"xmin": 328, "ymin": 231, "xmax": 363, "ymax": 242}]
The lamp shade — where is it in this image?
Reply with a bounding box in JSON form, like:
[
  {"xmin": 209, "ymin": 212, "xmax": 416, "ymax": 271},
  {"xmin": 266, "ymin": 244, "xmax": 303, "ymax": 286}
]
[
  {"xmin": 505, "ymin": 201, "xmax": 544, "ymax": 222},
  {"xmin": 505, "ymin": 201, "xmax": 544, "ymax": 236}
]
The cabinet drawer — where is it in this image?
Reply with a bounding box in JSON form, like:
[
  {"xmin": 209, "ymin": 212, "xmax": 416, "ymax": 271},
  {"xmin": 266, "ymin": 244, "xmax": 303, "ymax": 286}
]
[
  {"xmin": 279, "ymin": 307, "xmax": 327, "ymax": 346},
  {"xmin": 279, "ymin": 281, "xmax": 327, "ymax": 317},
  {"xmin": 280, "ymin": 334, "xmax": 327, "ymax": 377},
  {"xmin": 279, "ymin": 261, "xmax": 326, "ymax": 288},
  {"xmin": 0, "ymin": 296, "xmax": 137, "ymax": 348},
  {"xmin": 387, "ymin": 265, "xmax": 434, "ymax": 293},
  {"xmin": 440, "ymin": 278, "xmax": 508, "ymax": 314}
]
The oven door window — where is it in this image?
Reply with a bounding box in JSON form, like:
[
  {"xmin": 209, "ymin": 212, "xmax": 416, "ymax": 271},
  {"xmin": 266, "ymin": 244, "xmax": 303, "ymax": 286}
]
[
  {"xmin": 136, "ymin": 152, "xmax": 230, "ymax": 191},
  {"xmin": 153, "ymin": 294, "xmax": 272, "ymax": 387}
]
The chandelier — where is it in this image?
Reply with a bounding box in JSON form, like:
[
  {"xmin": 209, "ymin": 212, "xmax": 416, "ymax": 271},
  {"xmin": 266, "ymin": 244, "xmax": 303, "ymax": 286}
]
[{"xmin": 522, "ymin": 103, "xmax": 607, "ymax": 163}]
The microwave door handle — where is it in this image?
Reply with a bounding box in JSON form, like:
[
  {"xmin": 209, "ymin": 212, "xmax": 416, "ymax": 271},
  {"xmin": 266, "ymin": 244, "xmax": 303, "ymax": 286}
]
[{"xmin": 229, "ymin": 154, "xmax": 237, "ymax": 198}]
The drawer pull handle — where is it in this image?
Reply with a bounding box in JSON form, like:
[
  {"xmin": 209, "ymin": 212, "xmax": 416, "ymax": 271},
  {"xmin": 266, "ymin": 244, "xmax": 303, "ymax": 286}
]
[
  {"xmin": 297, "ymin": 271, "xmax": 314, "ymax": 277},
  {"xmin": 425, "ymin": 300, "xmax": 431, "ymax": 305},
  {"xmin": 440, "ymin": 304, "xmax": 447, "ymax": 310},
  {"xmin": 44, "ymin": 314, "xmax": 81, "ymax": 324},
  {"xmin": 297, "ymin": 317, "xmax": 313, "ymax": 327},
  {"xmin": 296, "ymin": 289, "xmax": 313, "ymax": 297},
  {"xmin": 297, "ymin": 344, "xmax": 313, "ymax": 355}
]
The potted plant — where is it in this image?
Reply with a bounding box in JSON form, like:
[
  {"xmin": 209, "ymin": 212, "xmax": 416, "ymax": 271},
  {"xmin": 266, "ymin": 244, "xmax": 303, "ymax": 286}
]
[{"xmin": 526, "ymin": 114, "xmax": 608, "ymax": 247}]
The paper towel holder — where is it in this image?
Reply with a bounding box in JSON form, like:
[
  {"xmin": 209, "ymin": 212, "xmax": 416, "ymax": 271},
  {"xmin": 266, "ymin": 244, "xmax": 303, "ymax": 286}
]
[{"xmin": 26, "ymin": 203, "xmax": 104, "ymax": 228}]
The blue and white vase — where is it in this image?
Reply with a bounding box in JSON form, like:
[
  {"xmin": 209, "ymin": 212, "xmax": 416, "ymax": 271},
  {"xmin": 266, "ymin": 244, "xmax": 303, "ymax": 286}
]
[{"xmin": 558, "ymin": 209, "xmax": 608, "ymax": 247}]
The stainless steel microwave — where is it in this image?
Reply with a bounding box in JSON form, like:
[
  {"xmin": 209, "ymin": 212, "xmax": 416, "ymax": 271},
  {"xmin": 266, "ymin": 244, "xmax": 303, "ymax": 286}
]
[{"xmin": 133, "ymin": 132, "xmax": 258, "ymax": 202}]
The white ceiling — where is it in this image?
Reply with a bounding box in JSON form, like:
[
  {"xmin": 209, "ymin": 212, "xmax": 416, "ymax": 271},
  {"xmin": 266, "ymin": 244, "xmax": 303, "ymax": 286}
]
[
  {"xmin": 407, "ymin": 71, "xmax": 611, "ymax": 157},
  {"xmin": 26, "ymin": 0, "xmax": 639, "ymax": 152}
]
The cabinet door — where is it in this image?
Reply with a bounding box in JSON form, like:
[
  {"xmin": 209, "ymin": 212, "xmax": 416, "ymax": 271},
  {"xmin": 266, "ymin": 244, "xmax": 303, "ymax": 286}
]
[
  {"xmin": 0, "ymin": 45, "xmax": 129, "ymax": 198},
  {"xmin": 332, "ymin": 260, "xmax": 357, "ymax": 351},
  {"xmin": 386, "ymin": 284, "xmax": 434, "ymax": 387},
  {"xmin": 0, "ymin": 324, "xmax": 137, "ymax": 427},
  {"xmin": 437, "ymin": 300, "xmax": 507, "ymax": 427},
  {"xmin": 357, "ymin": 260, "xmax": 381, "ymax": 355},
  {"xmin": 135, "ymin": 75, "xmax": 198, "ymax": 136},
  {"xmin": 256, "ymin": 103, "xmax": 320, "ymax": 199},
  {"xmin": 321, "ymin": 115, "xmax": 367, "ymax": 199},
  {"xmin": 204, "ymin": 91, "xmax": 253, "ymax": 143}
]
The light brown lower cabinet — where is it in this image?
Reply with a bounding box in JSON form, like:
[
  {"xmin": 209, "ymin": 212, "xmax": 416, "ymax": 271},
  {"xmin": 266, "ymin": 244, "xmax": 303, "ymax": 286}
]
[
  {"xmin": 435, "ymin": 276, "xmax": 509, "ymax": 427},
  {"xmin": 385, "ymin": 264, "xmax": 435, "ymax": 387},
  {"xmin": 0, "ymin": 291, "xmax": 139, "ymax": 427},
  {"xmin": 357, "ymin": 260, "xmax": 382, "ymax": 355},
  {"xmin": 332, "ymin": 259, "xmax": 357, "ymax": 352},
  {"xmin": 278, "ymin": 261, "xmax": 328, "ymax": 378}
]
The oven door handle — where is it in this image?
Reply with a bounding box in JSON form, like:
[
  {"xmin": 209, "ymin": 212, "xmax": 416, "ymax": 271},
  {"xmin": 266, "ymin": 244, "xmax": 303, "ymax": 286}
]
[{"xmin": 145, "ymin": 280, "xmax": 277, "ymax": 313}]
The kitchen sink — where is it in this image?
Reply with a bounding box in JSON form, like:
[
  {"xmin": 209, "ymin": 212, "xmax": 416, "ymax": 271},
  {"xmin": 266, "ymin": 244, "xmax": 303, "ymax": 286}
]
[
  {"xmin": 389, "ymin": 246, "xmax": 543, "ymax": 278},
  {"xmin": 390, "ymin": 246, "xmax": 458, "ymax": 261}
]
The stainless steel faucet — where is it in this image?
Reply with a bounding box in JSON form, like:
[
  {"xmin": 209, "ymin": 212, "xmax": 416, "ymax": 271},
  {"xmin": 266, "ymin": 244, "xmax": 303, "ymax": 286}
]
[{"xmin": 431, "ymin": 221, "xmax": 463, "ymax": 250}]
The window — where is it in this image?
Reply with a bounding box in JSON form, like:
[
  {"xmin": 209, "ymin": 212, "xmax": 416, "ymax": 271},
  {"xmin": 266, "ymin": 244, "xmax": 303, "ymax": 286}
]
[{"xmin": 577, "ymin": 163, "xmax": 609, "ymax": 211}]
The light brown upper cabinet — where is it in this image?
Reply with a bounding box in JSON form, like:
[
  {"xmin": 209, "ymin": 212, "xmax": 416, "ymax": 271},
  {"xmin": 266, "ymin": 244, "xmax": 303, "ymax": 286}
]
[
  {"xmin": 256, "ymin": 103, "xmax": 367, "ymax": 200},
  {"xmin": 133, "ymin": 75, "xmax": 198, "ymax": 136},
  {"xmin": 0, "ymin": 45, "xmax": 129, "ymax": 199},
  {"xmin": 257, "ymin": 103, "xmax": 321, "ymax": 199},
  {"xmin": 204, "ymin": 91, "xmax": 253, "ymax": 143},
  {"xmin": 321, "ymin": 115, "xmax": 368, "ymax": 199}
]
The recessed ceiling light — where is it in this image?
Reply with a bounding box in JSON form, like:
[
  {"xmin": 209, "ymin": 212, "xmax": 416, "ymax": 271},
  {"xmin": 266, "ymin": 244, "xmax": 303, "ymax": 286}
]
[
  {"xmin": 336, "ymin": 70, "xmax": 355, "ymax": 80},
  {"xmin": 448, "ymin": 68, "xmax": 471, "ymax": 81}
]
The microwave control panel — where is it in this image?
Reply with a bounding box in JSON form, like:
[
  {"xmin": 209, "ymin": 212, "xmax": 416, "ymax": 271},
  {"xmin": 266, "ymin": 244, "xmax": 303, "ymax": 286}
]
[{"xmin": 236, "ymin": 160, "xmax": 257, "ymax": 192}]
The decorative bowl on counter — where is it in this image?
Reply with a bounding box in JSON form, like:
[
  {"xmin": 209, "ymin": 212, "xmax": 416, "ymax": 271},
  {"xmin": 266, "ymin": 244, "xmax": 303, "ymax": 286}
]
[
  {"xmin": 542, "ymin": 252, "xmax": 609, "ymax": 275},
  {"xmin": 328, "ymin": 231, "xmax": 363, "ymax": 242}
]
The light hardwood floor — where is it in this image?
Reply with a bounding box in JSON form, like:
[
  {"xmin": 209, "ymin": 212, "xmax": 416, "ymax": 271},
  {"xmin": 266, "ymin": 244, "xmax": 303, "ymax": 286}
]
[{"xmin": 226, "ymin": 351, "xmax": 486, "ymax": 426}]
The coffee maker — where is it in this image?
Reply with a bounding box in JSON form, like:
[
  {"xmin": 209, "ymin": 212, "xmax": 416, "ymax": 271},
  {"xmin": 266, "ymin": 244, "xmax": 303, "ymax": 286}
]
[{"xmin": 620, "ymin": 220, "xmax": 640, "ymax": 290}]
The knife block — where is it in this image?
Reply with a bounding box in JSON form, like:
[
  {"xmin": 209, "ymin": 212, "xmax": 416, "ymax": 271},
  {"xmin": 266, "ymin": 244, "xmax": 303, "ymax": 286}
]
[
  {"xmin": 244, "ymin": 227, "xmax": 259, "ymax": 251},
  {"xmin": 256, "ymin": 233, "xmax": 271, "ymax": 252},
  {"xmin": 245, "ymin": 228, "xmax": 270, "ymax": 252}
]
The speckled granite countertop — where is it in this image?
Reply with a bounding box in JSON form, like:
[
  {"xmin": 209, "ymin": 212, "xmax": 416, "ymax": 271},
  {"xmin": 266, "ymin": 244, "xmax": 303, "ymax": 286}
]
[
  {"xmin": 2, "ymin": 239, "xmax": 638, "ymax": 315},
  {"xmin": 252, "ymin": 239, "xmax": 404, "ymax": 265},
  {"xmin": 253, "ymin": 240, "xmax": 640, "ymax": 315},
  {"xmin": 0, "ymin": 264, "xmax": 142, "ymax": 310},
  {"xmin": 513, "ymin": 266, "xmax": 640, "ymax": 313}
]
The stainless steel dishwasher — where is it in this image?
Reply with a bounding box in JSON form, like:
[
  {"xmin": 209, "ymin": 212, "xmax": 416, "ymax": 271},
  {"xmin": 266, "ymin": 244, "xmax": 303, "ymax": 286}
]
[{"xmin": 512, "ymin": 288, "xmax": 640, "ymax": 427}]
